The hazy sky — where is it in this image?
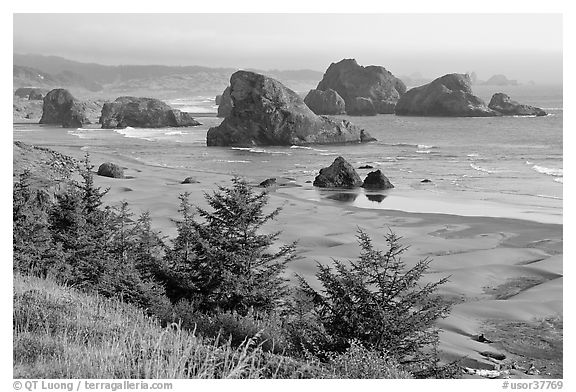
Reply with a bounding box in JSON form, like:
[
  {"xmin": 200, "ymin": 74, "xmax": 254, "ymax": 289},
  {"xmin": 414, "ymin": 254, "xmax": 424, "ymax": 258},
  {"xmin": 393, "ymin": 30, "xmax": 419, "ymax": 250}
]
[{"xmin": 13, "ymin": 13, "xmax": 563, "ymax": 84}]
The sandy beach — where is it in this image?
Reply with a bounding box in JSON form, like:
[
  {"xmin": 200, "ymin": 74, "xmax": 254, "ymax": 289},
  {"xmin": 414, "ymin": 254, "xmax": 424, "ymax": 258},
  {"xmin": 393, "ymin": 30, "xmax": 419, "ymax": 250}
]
[{"xmin": 35, "ymin": 142, "xmax": 562, "ymax": 378}]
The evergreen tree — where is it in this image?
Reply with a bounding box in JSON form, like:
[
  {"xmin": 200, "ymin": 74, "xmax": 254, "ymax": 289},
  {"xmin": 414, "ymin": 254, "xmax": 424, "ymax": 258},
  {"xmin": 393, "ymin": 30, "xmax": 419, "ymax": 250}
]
[
  {"xmin": 297, "ymin": 229, "xmax": 451, "ymax": 370},
  {"xmin": 164, "ymin": 178, "xmax": 295, "ymax": 314},
  {"xmin": 48, "ymin": 155, "xmax": 112, "ymax": 289},
  {"xmin": 13, "ymin": 170, "xmax": 56, "ymax": 276}
]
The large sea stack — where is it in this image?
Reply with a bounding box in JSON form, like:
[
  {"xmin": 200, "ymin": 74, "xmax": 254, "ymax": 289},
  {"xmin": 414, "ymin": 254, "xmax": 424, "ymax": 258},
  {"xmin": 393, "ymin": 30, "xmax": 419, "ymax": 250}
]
[
  {"xmin": 307, "ymin": 59, "xmax": 406, "ymax": 115},
  {"xmin": 394, "ymin": 73, "xmax": 499, "ymax": 117},
  {"xmin": 207, "ymin": 71, "xmax": 375, "ymax": 146},
  {"xmin": 488, "ymin": 93, "xmax": 547, "ymax": 116},
  {"xmin": 39, "ymin": 88, "xmax": 90, "ymax": 128},
  {"xmin": 100, "ymin": 97, "xmax": 201, "ymax": 128}
]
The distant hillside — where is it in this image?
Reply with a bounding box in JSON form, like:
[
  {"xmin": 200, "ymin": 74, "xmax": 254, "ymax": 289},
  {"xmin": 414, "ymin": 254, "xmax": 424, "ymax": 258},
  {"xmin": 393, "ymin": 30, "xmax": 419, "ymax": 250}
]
[{"xmin": 13, "ymin": 54, "xmax": 323, "ymax": 98}]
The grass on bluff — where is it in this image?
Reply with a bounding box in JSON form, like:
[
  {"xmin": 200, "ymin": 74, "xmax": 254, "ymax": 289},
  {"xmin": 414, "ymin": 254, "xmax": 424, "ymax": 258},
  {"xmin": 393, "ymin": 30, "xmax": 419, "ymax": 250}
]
[
  {"xmin": 13, "ymin": 273, "xmax": 412, "ymax": 379},
  {"xmin": 13, "ymin": 273, "xmax": 294, "ymax": 379}
]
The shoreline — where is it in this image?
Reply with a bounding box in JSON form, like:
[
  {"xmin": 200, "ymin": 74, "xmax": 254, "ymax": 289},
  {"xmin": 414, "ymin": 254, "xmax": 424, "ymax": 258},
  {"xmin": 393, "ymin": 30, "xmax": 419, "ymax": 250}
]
[{"xmin": 13, "ymin": 137, "xmax": 563, "ymax": 377}]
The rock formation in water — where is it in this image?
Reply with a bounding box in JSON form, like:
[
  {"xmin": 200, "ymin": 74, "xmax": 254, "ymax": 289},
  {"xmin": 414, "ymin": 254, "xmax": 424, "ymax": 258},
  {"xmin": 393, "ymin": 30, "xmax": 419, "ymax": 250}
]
[
  {"xmin": 39, "ymin": 88, "xmax": 90, "ymax": 128},
  {"xmin": 394, "ymin": 74, "xmax": 499, "ymax": 117},
  {"xmin": 361, "ymin": 170, "xmax": 394, "ymax": 190},
  {"xmin": 207, "ymin": 71, "xmax": 375, "ymax": 146},
  {"xmin": 488, "ymin": 93, "xmax": 547, "ymax": 116},
  {"xmin": 481, "ymin": 74, "xmax": 518, "ymax": 86},
  {"xmin": 308, "ymin": 59, "xmax": 406, "ymax": 115},
  {"xmin": 100, "ymin": 97, "xmax": 201, "ymax": 128},
  {"xmin": 303, "ymin": 89, "xmax": 346, "ymax": 115},
  {"xmin": 216, "ymin": 86, "xmax": 233, "ymax": 118},
  {"xmin": 313, "ymin": 156, "xmax": 363, "ymax": 188}
]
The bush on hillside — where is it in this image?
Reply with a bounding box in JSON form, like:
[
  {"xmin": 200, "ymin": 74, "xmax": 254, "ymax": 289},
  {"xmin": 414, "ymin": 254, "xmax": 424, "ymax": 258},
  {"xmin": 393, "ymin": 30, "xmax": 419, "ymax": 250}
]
[
  {"xmin": 296, "ymin": 229, "xmax": 454, "ymax": 377},
  {"xmin": 163, "ymin": 178, "xmax": 296, "ymax": 314}
]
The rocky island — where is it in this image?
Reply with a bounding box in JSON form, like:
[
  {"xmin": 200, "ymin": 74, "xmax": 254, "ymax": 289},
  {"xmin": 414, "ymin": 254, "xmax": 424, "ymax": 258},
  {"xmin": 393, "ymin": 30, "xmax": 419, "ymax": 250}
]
[
  {"xmin": 100, "ymin": 97, "xmax": 201, "ymax": 128},
  {"xmin": 394, "ymin": 73, "xmax": 499, "ymax": 117},
  {"xmin": 39, "ymin": 88, "xmax": 92, "ymax": 128},
  {"xmin": 488, "ymin": 93, "xmax": 547, "ymax": 116},
  {"xmin": 207, "ymin": 70, "xmax": 375, "ymax": 146},
  {"xmin": 305, "ymin": 59, "xmax": 406, "ymax": 116}
]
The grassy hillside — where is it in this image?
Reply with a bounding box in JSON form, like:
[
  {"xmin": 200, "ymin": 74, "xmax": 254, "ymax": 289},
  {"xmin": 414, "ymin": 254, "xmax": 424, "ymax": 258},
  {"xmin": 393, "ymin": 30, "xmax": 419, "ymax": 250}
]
[{"xmin": 13, "ymin": 273, "xmax": 411, "ymax": 379}]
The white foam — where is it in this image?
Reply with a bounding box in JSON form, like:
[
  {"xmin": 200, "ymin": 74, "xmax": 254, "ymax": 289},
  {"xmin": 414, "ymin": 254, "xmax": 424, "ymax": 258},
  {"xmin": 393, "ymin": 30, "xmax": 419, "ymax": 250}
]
[
  {"xmin": 554, "ymin": 178, "xmax": 563, "ymax": 184},
  {"xmin": 290, "ymin": 145, "xmax": 328, "ymax": 152},
  {"xmin": 470, "ymin": 163, "xmax": 498, "ymax": 174},
  {"xmin": 536, "ymin": 194, "xmax": 562, "ymax": 200},
  {"xmin": 165, "ymin": 130, "xmax": 188, "ymax": 136},
  {"xmin": 417, "ymin": 144, "xmax": 436, "ymax": 149},
  {"xmin": 467, "ymin": 153, "xmax": 479, "ymax": 157},
  {"xmin": 415, "ymin": 150, "xmax": 431, "ymax": 154},
  {"xmin": 532, "ymin": 165, "xmax": 563, "ymax": 177}
]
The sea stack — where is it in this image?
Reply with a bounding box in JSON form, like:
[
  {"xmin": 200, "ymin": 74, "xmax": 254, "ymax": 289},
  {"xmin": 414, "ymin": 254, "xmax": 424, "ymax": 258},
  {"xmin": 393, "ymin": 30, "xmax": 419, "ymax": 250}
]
[
  {"xmin": 306, "ymin": 59, "xmax": 406, "ymax": 115},
  {"xmin": 39, "ymin": 88, "xmax": 90, "ymax": 128},
  {"xmin": 313, "ymin": 156, "xmax": 363, "ymax": 188},
  {"xmin": 488, "ymin": 93, "xmax": 547, "ymax": 116},
  {"xmin": 207, "ymin": 70, "xmax": 375, "ymax": 146},
  {"xmin": 362, "ymin": 170, "xmax": 394, "ymax": 190},
  {"xmin": 395, "ymin": 73, "xmax": 499, "ymax": 117},
  {"xmin": 100, "ymin": 97, "xmax": 201, "ymax": 128}
]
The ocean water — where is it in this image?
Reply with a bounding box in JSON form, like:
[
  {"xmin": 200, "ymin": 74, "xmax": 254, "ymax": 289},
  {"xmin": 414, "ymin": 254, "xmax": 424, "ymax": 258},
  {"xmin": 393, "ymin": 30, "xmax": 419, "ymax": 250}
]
[{"xmin": 13, "ymin": 84, "xmax": 563, "ymax": 223}]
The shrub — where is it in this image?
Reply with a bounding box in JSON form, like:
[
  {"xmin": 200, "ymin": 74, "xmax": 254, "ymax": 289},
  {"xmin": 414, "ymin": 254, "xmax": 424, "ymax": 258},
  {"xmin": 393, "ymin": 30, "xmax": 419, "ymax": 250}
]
[
  {"xmin": 163, "ymin": 177, "xmax": 296, "ymax": 314},
  {"xmin": 169, "ymin": 300, "xmax": 291, "ymax": 355},
  {"xmin": 297, "ymin": 229, "xmax": 452, "ymax": 374}
]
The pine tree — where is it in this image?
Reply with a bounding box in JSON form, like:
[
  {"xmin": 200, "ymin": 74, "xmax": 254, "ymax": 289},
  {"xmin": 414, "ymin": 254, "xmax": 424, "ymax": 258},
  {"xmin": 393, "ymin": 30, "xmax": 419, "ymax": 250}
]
[
  {"xmin": 297, "ymin": 229, "xmax": 451, "ymax": 369},
  {"xmin": 164, "ymin": 177, "xmax": 295, "ymax": 314},
  {"xmin": 48, "ymin": 155, "xmax": 112, "ymax": 289},
  {"xmin": 13, "ymin": 170, "xmax": 56, "ymax": 276}
]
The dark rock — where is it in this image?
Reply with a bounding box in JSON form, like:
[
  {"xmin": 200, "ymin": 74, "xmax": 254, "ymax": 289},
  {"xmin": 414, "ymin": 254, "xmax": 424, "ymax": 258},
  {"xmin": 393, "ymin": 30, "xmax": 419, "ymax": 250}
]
[
  {"xmin": 475, "ymin": 334, "xmax": 493, "ymax": 343},
  {"xmin": 100, "ymin": 97, "xmax": 201, "ymax": 128},
  {"xmin": 305, "ymin": 180, "xmax": 312, "ymax": 183},
  {"xmin": 346, "ymin": 97, "xmax": 377, "ymax": 116},
  {"xmin": 303, "ymin": 89, "xmax": 346, "ymax": 115},
  {"xmin": 39, "ymin": 89, "xmax": 90, "ymax": 128},
  {"xmin": 217, "ymin": 86, "xmax": 233, "ymax": 118},
  {"xmin": 395, "ymin": 74, "xmax": 499, "ymax": 117},
  {"xmin": 362, "ymin": 170, "xmax": 394, "ymax": 190},
  {"xmin": 480, "ymin": 351, "xmax": 506, "ymax": 361},
  {"xmin": 97, "ymin": 162, "xmax": 124, "ymax": 179},
  {"xmin": 358, "ymin": 165, "xmax": 374, "ymax": 169},
  {"xmin": 207, "ymin": 71, "xmax": 374, "ymax": 146},
  {"xmin": 181, "ymin": 177, "xmax": 199, "ymax": 184},
  {"xmin": 258, "ymin": 178, "xmax": 277, "ymax": 187},
  {"xmin": 215, "ymin": 94, "xmax": 223, "ymax": 105},
  {"xmin": 488, "ymin": 93, "xmax": 547, "ymax": 116},
  {"xmin": 315, "ymin": 59, "xmax": 406, "ymax": 115},
  {"xmin": 421, "ymin": 179, "xmax": 432, "ymax": 183},
  {"xmin": 313, "ymin": 156, "xmax": 363, "ymax": 188}
]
